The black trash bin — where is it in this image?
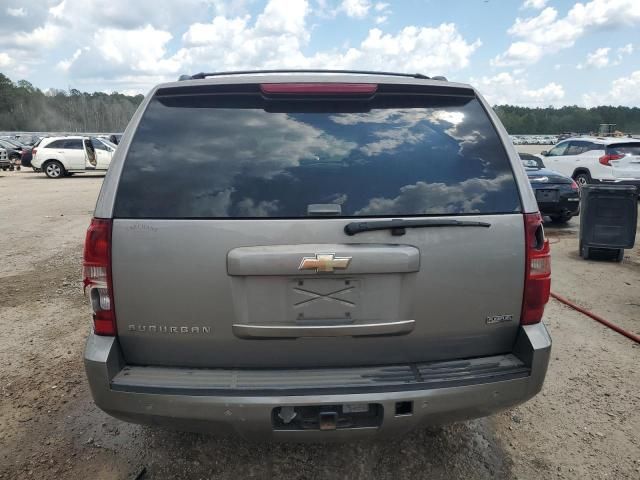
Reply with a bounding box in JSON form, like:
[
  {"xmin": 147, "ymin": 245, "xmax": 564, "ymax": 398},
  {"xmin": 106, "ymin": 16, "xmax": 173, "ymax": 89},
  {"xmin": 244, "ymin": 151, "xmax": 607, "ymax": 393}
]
[{"xmin": 579, "ymin": 185, "xmax": 638, "ymax": 262}]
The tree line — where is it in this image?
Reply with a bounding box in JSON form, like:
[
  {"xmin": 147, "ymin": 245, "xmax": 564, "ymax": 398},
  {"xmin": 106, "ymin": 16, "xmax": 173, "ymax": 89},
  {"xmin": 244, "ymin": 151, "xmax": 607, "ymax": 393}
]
[
  {"xmin": 494, "ymin": 104, "xmax": 640, "ymax": 135},
  {"xmin": 1, "ymin": 73, "xmax": 640, "ymax": 134},
  {"xmin": 0, "ymin": 73, "xmax": 143, "ymax": 133}
]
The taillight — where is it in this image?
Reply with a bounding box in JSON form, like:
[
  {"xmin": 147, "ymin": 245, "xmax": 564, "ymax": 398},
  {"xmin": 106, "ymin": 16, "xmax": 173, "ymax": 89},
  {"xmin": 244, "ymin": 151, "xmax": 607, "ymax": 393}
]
[
  {"xmin": 570, "ymin": 179, "xmax": 579, "ymax": 191},
  {"xmin": 599, "ymin": 153, "xmax": 624, "ymax": 166},
  {"xmin": 32, "ymin": 148, "xmax": 37, "ymax": 156},
  {"xmin": 521, "ymin": 213, "xmax": 551, "ymax": 325},
  {"xmin": 83, "ymin": 218, "xmax": 116, "ymax": 335},
  {"xmin": 260, "ymin": 83, "xmax": 378, "ymax": 95}
]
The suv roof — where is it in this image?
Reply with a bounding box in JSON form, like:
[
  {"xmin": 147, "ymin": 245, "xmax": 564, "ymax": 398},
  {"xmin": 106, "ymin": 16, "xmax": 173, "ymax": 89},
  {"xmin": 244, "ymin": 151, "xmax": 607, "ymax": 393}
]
[
  {"xmin": 42, "ymin": 135, "xmax": 87, "ymax": 143},
  {"xmin": 562, "ymin": 136, "xmax": 640, "ymax": 145}
]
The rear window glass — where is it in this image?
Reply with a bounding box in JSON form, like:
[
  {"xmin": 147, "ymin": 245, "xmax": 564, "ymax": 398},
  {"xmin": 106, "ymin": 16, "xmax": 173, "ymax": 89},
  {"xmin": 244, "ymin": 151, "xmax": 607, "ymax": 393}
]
[
  {"xmin": 114, "ymin": 89, "xmax": 521, "ymax": 218},
  {"xmin": 607, "ymin": 143, "xmax": 640, "ymax": 156}
]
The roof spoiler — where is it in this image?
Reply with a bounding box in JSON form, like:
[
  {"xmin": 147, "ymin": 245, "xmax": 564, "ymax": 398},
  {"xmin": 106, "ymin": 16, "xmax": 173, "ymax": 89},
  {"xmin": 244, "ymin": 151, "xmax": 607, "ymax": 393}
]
[{"xmin": 177, "ymin": 70, "xmax": 448, "ymax": 82}]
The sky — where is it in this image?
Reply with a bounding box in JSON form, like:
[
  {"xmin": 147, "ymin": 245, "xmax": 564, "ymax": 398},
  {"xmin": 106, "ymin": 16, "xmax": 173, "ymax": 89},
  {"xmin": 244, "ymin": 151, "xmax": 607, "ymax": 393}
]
[{"xmin": 1, "ymin": 0, "xmax": 639, "ymax": 106}]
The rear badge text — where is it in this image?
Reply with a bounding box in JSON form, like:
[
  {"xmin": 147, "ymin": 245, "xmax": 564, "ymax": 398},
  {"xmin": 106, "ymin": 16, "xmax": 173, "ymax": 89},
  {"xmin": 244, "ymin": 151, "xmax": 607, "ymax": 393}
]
[{"xmin": 486, "ymin": 315, "xmax": 513, "ymax": 325}]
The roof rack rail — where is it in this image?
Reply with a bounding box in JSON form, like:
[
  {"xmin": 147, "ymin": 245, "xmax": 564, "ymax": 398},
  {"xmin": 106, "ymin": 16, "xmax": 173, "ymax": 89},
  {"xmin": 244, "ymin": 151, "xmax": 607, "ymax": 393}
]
[{"xmin": 180, "ymin": 69, "xmax": 434, "ymax": 81}]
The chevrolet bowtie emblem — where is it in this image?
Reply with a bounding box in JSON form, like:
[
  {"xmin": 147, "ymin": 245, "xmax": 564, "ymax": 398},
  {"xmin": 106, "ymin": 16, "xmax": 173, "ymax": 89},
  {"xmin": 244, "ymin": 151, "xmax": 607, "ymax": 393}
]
[{"xmin": 298, "ymin": 253, "xmax": 352, "ymax": 273}]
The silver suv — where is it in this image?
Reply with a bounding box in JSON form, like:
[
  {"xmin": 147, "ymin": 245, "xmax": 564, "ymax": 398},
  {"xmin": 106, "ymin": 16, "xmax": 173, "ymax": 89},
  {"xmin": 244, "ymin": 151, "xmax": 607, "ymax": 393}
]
[{"xmin": 84, "ymin": 70, "xmax": 552, "ymax": 439}]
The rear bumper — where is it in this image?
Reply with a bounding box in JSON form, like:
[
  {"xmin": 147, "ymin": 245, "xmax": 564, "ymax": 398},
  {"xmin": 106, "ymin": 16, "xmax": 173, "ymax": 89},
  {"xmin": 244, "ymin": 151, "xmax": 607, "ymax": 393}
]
[
  {"xmin": 84, "ymin": 323, "xmax": 551, "ymax": 440},
  {"xmin": 534, "ymin": 187, "xmax": 580, "ymax": 217},
  {"xmin": 538, "ymin": 198, "xmax": 580, "ymax": 217}
]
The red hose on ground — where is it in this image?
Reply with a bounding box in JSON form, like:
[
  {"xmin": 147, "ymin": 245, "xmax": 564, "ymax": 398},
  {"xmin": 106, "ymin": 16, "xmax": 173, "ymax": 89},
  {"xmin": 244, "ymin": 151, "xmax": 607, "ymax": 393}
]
[{"xmin": 550, "ymin": 292, "xmax": 640, "ymax": 344}]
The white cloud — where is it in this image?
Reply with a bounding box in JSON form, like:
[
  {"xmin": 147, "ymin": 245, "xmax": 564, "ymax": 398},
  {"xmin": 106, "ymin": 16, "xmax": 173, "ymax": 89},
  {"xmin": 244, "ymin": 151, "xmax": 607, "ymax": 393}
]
[
  {"xmin": 93, "ymin": 25, "xmax": 181, "ymax": 74},
  {"xmin": 6, "ymin": 7, "xmax": 27, "ymax": 17},
  {"xmin": 177, "ymin": 3, "xmax": 479, "ymax": 76},
  {"xmin": 614, "ymin": 43, "xmax": 634, "ymax": 64},
  {"xmin": 9, "ymin": 0, "xmax": 479, "ymax": 95},
  {"xmin": 583, "ymin": 70, "xmax": 640, "ymax": 106},
  {"xmin": 56, "ymin": 48, "xmax": 84, "ymax": 71},
  {"xmin": 522, "ymin": 0, "xmax": 547, "ymax": 9},
  {"xmin": 617, "ymin": 43, "xmax": 633, "ymax": 56},
  {"xmin": 357, "ymin": 25, "xmax": 481, "ymax": 72},
  {"xmin": 472, "ymin": 72, "xmax": 565, "ymax": 106},
  {"xmin": 341, "ymin": 0, "xmax": 371, "ymax": 18},
  {"xmin": 492, "ymin": 41, "xmax": 542, "ymax": 66},
  {"xmin": 578, "ymin": 43, "xmax": 634, "ymax": 69},
  {"xmin": 585, "ymin": 47, "xmax": 610, "ymax": 68},
  {"xmin": 49, "ymin": 0, "xmax": 65, "ymax": 18},
  {"xmin": 494, "ymin": 0, "xmax": 640, "ymax": 66},
  {"xmin": 10, "ymin": 23, "xmax": 63, "ymax": 51},
  {"xmin": 0, "ymin": 52, "xmax": 13, "ymax": 67},
  {"xmin": 375, "ymin": 15, "xmax": 388, "ymax": 24}
]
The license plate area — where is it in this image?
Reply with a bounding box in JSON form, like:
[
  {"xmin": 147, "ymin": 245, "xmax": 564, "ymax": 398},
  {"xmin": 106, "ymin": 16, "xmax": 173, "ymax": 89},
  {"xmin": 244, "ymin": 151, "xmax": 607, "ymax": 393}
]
[
  {"xmin": 272, "ymin": 404, "xmax": 383, "ymax": 431},
  {"xmin": 289, "ymin": 278, "xmax": 361, "ymax": 323},
  {"xmin": 536, "ymin": 189, "xmax": 559, "ymax": 202}
]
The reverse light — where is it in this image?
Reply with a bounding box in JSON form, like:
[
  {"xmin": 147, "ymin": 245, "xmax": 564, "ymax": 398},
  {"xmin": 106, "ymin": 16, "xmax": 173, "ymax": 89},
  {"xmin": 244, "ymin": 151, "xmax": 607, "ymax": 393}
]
[
  {"xmin": 521, "ymin": 213, "xmax": 551, "ymax": 325},
  {"xmin": 83, "ymin": 218, "xmax": 116, "ymax": 335},
  {"xmin": 599, "ymin": 153, "xmax": 624, "ymax": 166},
  {"xmin": 260, "ymin": 83, "xmax": 378, "ymax": 95}
]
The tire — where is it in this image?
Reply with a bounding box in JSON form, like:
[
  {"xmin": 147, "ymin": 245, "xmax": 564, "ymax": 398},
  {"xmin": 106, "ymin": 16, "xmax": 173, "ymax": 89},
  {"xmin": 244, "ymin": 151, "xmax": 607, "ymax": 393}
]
[
  {"xmin": 43, "ymin": 160, "xmax": 65, "ymax": 179},
  {"xmin": 550, "ymin": 214, "xmax": 572, "ymax": 224},
  {"xmin": 573, "ymin": 171, "xmax": 592, "ymax": 189}
]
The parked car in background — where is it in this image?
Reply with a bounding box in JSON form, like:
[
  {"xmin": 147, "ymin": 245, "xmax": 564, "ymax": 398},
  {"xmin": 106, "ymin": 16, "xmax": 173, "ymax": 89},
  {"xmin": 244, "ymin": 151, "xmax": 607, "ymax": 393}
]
[
  {"xmin": 31, "ymin": 136, "xmax": 115, "ymax": 178},
  {"xmin": 0, "ymin": 139, "xmax": 23, "ymax": 169},
  {"xmin": 84, "ymin": 70, "xmax": 552, "ymax": 439},
  {"xmin": 0, "ymin": 148, "xmax": 9, "ymax": 170},
  {"xmin": 541, "ymin": 137, "xmax": 640, "ymax": 191},
  {"xmin": 519, "ymin": 153, "xmax": 580, "ymax": 223},
  {"xmin": 14, "ymin": 135, "xmax": 39, "ymax": 146},
  {"xmin": 2, "ymin": 138, "xmax": 33, "ymax": 168}
]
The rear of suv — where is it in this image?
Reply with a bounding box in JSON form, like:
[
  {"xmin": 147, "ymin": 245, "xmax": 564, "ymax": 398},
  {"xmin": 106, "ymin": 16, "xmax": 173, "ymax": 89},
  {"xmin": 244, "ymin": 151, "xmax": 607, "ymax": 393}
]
[
  {"xmin": 84, "ymin": 71, "xmax": 551, "ymax": 439},
  {"xmin": 541, "ymin": 136, "xmax": 640, "ymax": 191}
]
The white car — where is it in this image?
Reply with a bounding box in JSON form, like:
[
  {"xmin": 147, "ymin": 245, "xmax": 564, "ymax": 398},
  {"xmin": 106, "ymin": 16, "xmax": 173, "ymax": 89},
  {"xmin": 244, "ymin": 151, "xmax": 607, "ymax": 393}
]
[
  {"xmin": 540, "ymin": 136, "xmax": 640, "ymax": 189},
  {"xmin": 31, "ymin": 136, "xmax": 116, "ymax": 178}
]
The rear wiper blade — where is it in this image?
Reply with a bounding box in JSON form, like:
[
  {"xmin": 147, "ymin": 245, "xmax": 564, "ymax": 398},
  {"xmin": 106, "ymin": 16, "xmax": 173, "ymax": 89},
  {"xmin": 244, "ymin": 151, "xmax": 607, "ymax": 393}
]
[{"xmin": 344, "ymin": 218, "xmax": 491, "ymax": 236}]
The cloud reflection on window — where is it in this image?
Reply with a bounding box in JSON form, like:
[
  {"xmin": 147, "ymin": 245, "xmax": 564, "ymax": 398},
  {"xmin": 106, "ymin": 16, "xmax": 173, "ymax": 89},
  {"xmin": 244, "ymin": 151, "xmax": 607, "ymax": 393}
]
[
  {"xmin": 355, "ymin": 175, "xmax": 516, "ymax": 215},
  {"xmin": 114, "ymin": 97, "xmax": 521, "ymax": 218}
]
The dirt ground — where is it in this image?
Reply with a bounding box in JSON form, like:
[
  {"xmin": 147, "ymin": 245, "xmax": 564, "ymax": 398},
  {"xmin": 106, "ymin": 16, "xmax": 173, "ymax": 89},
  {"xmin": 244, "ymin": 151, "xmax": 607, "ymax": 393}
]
[{"xmin": 0, "ymin": 167, "xmax": 638, "ymax": 480}]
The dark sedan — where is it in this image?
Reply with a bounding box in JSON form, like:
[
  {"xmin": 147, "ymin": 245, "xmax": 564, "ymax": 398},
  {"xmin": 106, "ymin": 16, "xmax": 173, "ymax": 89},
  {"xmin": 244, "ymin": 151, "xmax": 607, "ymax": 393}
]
[
  {"xmin": 0, "ymin": 138, "xmax": 33, "ymax": 167},
  {"xmin": 0, "ymin": 139, "xmax": 22, "ymax": 164},
  {"xmin": 520, "ymin": 153, "xmax": 580, "ymax": 223}
]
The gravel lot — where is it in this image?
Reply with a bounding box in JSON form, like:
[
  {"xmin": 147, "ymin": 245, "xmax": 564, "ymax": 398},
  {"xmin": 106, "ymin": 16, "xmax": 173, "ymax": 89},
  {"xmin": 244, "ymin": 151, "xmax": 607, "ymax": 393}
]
[{"xmin": 1, "ymin": 165, "xmax": 638, "ymax": 480}]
